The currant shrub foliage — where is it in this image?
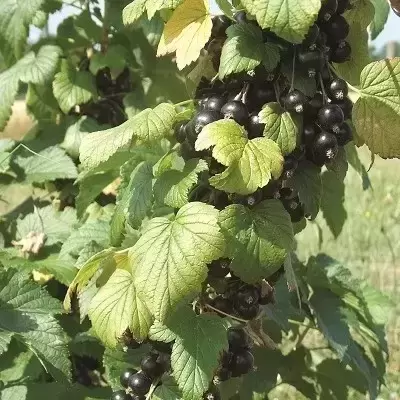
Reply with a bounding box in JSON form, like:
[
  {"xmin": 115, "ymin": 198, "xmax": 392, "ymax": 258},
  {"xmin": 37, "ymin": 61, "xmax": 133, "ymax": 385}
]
[{"xmin": 0, "ymin": 0, "xmax": 398, "ymax": 399}]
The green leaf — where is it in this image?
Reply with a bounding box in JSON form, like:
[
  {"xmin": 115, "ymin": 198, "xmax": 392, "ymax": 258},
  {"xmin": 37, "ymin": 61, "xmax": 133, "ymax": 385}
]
[
  {"xmin": 26, "ymin": 83, "xmax": 59, "ymax": 121},
  {"xmin": 0, "ymin": 0, "xmax": 45, "ymax": 65},
  {"xmin": 259, "ymin": 102, "xmax": 300, "ymax": 155},
  {"xmin": 195, "ymin": 120, "xmax": 283, "ymax": 195},
  {"xmin": 369, "ymin": 0, "xmax": 390, "ymax": 40},
  {"xmin": 88, "ymin": 268, "xmax": 153, "ymax": 347},
  {"xmin": 344, "ymin": 143, "xmax": 371, "ymax": 190},
  {"xmin": 132, "ymin": 202, "xmax": 225, "ymax": 321},
  {"xmin": 241, "ymin": 0, "xmax": 321, "ymax": 43},
  {"xmin": 321, "ymin": 170, "xmax": 347, "ymax": 238},
  {"xmin": 219, "ymin": 200, "xmax": 293, "ymax": 283},
  {"xmin": 353, "ymin": 58, "xmax": 400, "ymax": 158},
  {"xmin": 80, "ymin": 103, "xmax": 176, "ymax": 170},
  {"xmin": 148, "ymin": 320, "xmax": 176, "ymax": 343},
  {"xmin": 154, "ymin": 158, "xmax": 208, "ymax": 208},
  {"xmin": 16, "ymin": 205, "xmax": 77, "ymax": 247},
  {"xmin": 335, "ymin": 2, "xmax": 374, "ymax": 85},
  {"xmin": 123, "ymin": 0, "xmax": 183, "ymax": 24},
  {"xmin": 0, "ymin": 331, "xmax": 13, "ymax": 355},
  {"xmin": 89, "ymin": 45, "xmax": 127, "ymax": 77},
  {"xmin": 286, "ymin": 160, "xmax": 322, "ymax": 219},
  {"xmin": 15, "ymin": 146, "xmax": 78, "ymax": 183},
  {"xmin": 219, "ymin": 23, "xmax": 280, "ymax": 79},
  {"xmin": 153, "ymin": 376, "xmax": 183, "ymax": 400},
  {"xmin": 326, "ymin": 147, "xmax": 348, "ymax": 182},
  {"xmin": 0, "ymin": 269, "xmax": 71, "ymax": 381},
  {"xmin": 53, "ymin": 59, "xmax": 97, "ymax": 114},
  {"xmin": 169, "ymin": 313, "xmax": 228, "ymax": 400}
]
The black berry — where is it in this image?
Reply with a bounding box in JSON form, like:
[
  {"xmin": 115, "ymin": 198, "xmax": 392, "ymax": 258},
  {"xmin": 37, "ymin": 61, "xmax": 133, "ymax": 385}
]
[
  {"xmin": 140, "ymin": 353, "xmax": 164, "ymax": 379},
  {"xmin": 203, "ymin": 387, "xmax": 221, "ymax": 400},
  {"xmin": 248, "ymin": 84, "xmax": 276, "ymax": 110},
  {"xmin": 337, "ymin": 0, "xmax": 351, "ymax": 14},
  {"xmin": 120, "ymin": 368, "xmax": 137, "ymax": 388},
  {"xmin": 208, "ymin": 258, "xmax": 230, "ymax": 278},
  {"xmin": 174, "ymin": 120, "xmax": 188, "ymax": 143},
  {"xmin": 111, "ymin": 390, "xmax": 130, "ymax": 400},
  {"xmin": 235, "ymin": 303, "xmax": 259, "ymax": 320},
  {"xmin": 329, "ymin": 78, "xmax": 348, "ymax": 101},
  {"xmin": 312, "ymin": 132, "xmax": 339, "ymax": 165},
  {"xmin": 303, "ymin": 124, "xmax": 319, "ymax": 146},
  {"xmin": 230, "ymin": 350, "xmax": 254, "ymax": 377},
  {"xmin": 305, "ymin": 92, "xmax": 324, "ymax": 120},
  {"xmin": 318, "ymin": 104, "xmax": 344, "ymax": 132},
  {"xmin": 128, "ymin": 372, "xmax": 152, "ymax": 396},
  {"xmin": 234, "ymin": 11, "xmax": 248, "ymax": 24},
  {"xmin": 221, "ymin": 101, "xmax": 249, "ymax": 125},
  {"xmin": 318, "ymin": 0, "xmax": 338, "ymax": 21},
  {"xmin": 283, "ymin": 156, "xmax": 299, "ymax": 179},
  {"xmin": 330, "ymin": 41, "xmax": 351, "ymax": 63},
  {"xmin": 234, "ymin": 285, "xmax": 260, "ymax": 308},
  {"xmin": 215, "ymin": 366, "xmax": 231, "ymax": 381},
  {"xmin": 247, "ymin": 114, "xmax": 265, "ymax": 138},
  {"xmin": 284, "ymin": 90, "xmax": 307, "ymax": 113},
  {"xmin": 211, "ymin": 296, "xmax": 233, "ymax": 315},
  {"xmin": 211, "ymin": 15, "xmax": 231, "ymax": 38},
  {"xmin": 288, "ymin": 202, "xmax": 305, "ymax": 223},
  {"xmin": 204, "ymin": 96, "xmax": 226, "ymax": 112},
  {"xmin": 227, "ymin": 327, "xmax": 249, "ymax": 351},
  {"xmin": 279, "ymin": 187, "xmax": 294, "ymax": 199},
  {"xmin": 322, "ymin": 14, "xmax": 350, "ymax": 42},
  {"xmin": 298, "ymin": 49, "xmax": 324, "ymax": 77},
  {"xmin": 303, "ymin": 24, "xmax": 320, "ymax": 49},
  {"xmin": 332, "ymin": 97, "xmax": 353, "ymax": 120},
  {"xmin": 188, "ymin": 110, "xmax": 222, "ymax": 141},
  {"xmin": 335, "ymin": 122, "xmax": 353, "ymax": 146}
]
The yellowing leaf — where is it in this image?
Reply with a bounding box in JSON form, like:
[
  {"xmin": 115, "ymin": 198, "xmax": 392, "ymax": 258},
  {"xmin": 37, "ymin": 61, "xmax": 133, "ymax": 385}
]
[{"xmin": 157, "ymin": 0, "xmax": 213, "ymax": 70}]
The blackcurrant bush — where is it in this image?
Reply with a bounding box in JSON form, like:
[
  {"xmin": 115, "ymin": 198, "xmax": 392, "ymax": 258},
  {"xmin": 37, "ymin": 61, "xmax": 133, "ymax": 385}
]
[
  {"xmin": 188, "ymin": 110, "xmax": 222, "ymax": 140},
  {"xmin": 111, "ymin": 390, "xmax": 130, "ymax": 400},
  {"xmin": 284, "ymin": 90, "xmax": 307, "ymax": 113},
  {"xmin": 204, "ymin": 96, "xmax": 226, "ymax": 112},
  {"xmin": 298, "ymin": 49, "xmax": 325, "ymax": 77},
  {"xmin": 174, "ymin": 120, "xmax": 188, "ymax": 143},
  {"xmin": 140, "ymin": 353, "xmax": 164, "ymax": 379},
  {"xmin": 283, "ymin": 156, "xmax": 299, "ymax": 179},
  {"xmin": 211, "ymin": 15, "xmax": 231, "ymax": 38},
  {"xmin": 303, "ymin": 124, "xmax": 319, "ymax": 146},
  {"xmin": 329, "ymin": 78, "xmax": 348, "ymax": 100},
  {"xmin": 211, "ymin": 296, "xmax": 233, "ymax": 315},
  {"xmin": 330, "ymin": 41, "xmax": 351, "ymax": 63},
  {"xmin": 335, "ymin": 122, "xmax": 353, "ymax": 146},
  {"xmin": 318, "ymin": 104, "xmax": 344, "ymax": 132},
  {"xmin": 322, "ymin": 15, "xmax": 350, "ymax": 42},
  {"xmin": 120, "ymin": 368, "xmax": 138, "ymax": 388},
  {"xmin": 128, "ymin": 372, "xmax": 152, "ymax": 396},
  {"xmin": 235, "ymin": 303, "xmax": 259, "ymax": 320},
  {"xmin": 230, "ymin": 350, "xmax": 254, "ymax": 377},
  {"xmin": 331, "ymin": 96, "xmax": 353, "ymax": 120},
  {"xmin": 228, "ymin": 327, "xmax": 249, "ymax": 350},
  {"xmin": 234, "ymin": 285, "xmax": 260, "ymax": 308},
  {"xmin": 221, "ymin": 101, "xmax": 249, "ymax": 125},
  {"xmin": 215, "ymin": 366, "xmax": 232, "ymax": 381},
  {"xmin": 234, "ymin": 11, "xmax": 248, "ymax": 24},
  {"xmin": 312, "ymin": 132, "xmax": 339, "ymax": 165},
  {"xmin": 247, "ymin": 114, "xmax": 265, "ymax": 139},
  {"xmin": 337, "ymin": 0, "xmax": 351, "ymax": 14},
  {"xmin": 303, "ymin": 24, "xmax": 320, "ymax": 49},
  {"xmin": 318, "ymin": 0, "xmax": 338, "ymax": 21},
  {"xmin": 208, "ymin": 258, "xmax": 231, "ymax": 278}
]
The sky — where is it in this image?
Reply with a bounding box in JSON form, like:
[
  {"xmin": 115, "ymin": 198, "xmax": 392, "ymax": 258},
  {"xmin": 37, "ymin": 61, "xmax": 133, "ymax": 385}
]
[{"xmin": 29, "ymin": 1, "xmax": 399, "ymax": 49}]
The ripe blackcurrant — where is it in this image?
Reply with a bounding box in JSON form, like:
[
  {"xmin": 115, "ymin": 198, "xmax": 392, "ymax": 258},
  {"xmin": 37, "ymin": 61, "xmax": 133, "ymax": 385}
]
[
  {"xmin": 120, "ymin": 368, "xmax": 138, "ymax": 388},
  {"xmin": 312, "ymin": 132, "xmax": 339, "ymax": 165},
  {"xmin": 332, "ymin": 97, "xmax": 353, "ymax": 120},
  {"xmin": 111, "ymin": 390, "xmax": 130, "ymax": 400},
  {"xmin": 140, "ymin": 353, "xmax": 164, "ymax": 379},
  {"xmin": 304, "ymin": 92, "xmax": 324, "ymax": 120},
  {"xmin": 303, "ymin": 124, "xmax": 318, "ymax": 146},
  {"xmin": 335, "ymin": 122, "xmax": 353, "ymax": 146},
  {"xmin": 329, "ymin": 78, "xmax": 348, "ymax": 100},
  {"xmin": 221, "ymin": 101, "xmax": 249, "ymax": 125},
  {"xmin": 330, "ymin": 41, "xmax": 351, "ymax": 63},
  {"xmin": 318, "ymin": 0, "xmax": 338, "ymax": 21},
  {"xmin": 208, "ymin": 258, "xmax": 231, "ymax": 278},
  {"xmin": 211, "ymin": 296, "xmax": 233, "ymax": 315},
  {"xmin": 298, "ymin": 49, "xmax": 324, "ymax": 77},
  {"xmin": 174, "ymin": 120, "xmax": 188, "ymax": 143},
  {"xmin": 303, "ymin": 24, "xmax": 320, "ymax": 49},
  {"xmin": 234, "ymin": 285, "xmax": 260, "ymax": 308},
  {"xmin": 215, "ymin": 366, "xmax": 231, "ymax": 381},
  {"xmin": 228, "ymin": 327, "xmax": 249, "ymax": 351},
  {"xmin": 188, "ymin": 110, "xmax": 222, "ymax": 140},
  {"xmin": 204, "ymin": 96, "xmax": 226, "ymax": 112},
  {"xmin": 230, "ymin": 350, "xmax": 254, "ymax": 377},
  {"xmin": 234, "ymin": 11, "xmax": 248, "ymax": 24},
  {"xmin": 248, "ymin": 84, "xmax": 276, "ymax": 110},
  {"xmin": 203, "ymin": 387, "xmax": 221, "ymax": 400},
  {"xmin": 235, "ymin": 303, "xmax": 259, "ymax": 320},
  {"xmin": 128, "ymin": 372, "xmax": 152, "ymax": 396},
  {"xmin": 279, "ymin": 187, "xmax": 294, "ymax": 199},
  {"xmin": 322, "ymin": 15, "xmax": 350, "ymax": 42},
  {"xmin": 247, "ymin": 114, "xmax": 265, "ymax": 139},
  {"xmin": 211, "ymin": 15, "xmax": 231, "ymax": 38},
  {"xmin": 283, "ymin": 156, "xmax": 299, "ymax": 179},
  {"xmin": 288, "ymin": 202, "xmax": 305, "ymax": 223},
  {"xmin": 284, "ymin": 90, "xmax": 307, "ymax": 113},
  {"xmin": 318, "ymin": 104, "xmax": 344, "ymax": 132},
  {"xmin": 337, "ymin": 0, "xmax": 351, "ymax": 14}
]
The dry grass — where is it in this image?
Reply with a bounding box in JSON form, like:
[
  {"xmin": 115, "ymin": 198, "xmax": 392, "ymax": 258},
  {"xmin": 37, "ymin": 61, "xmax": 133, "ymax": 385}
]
[{"xmin": 0, "ymin": 100, "xmax": 34, "ymax": 140}]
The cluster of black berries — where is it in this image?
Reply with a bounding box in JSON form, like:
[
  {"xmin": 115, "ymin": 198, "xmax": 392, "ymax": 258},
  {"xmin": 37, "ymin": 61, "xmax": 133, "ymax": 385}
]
[
  {"xmin": 207, "ymin": 259, "xmax": 275, "ymax": 321},
  {"xmin": 111, "ymin": 335, "xmax": 172, "ymax": 400}
]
